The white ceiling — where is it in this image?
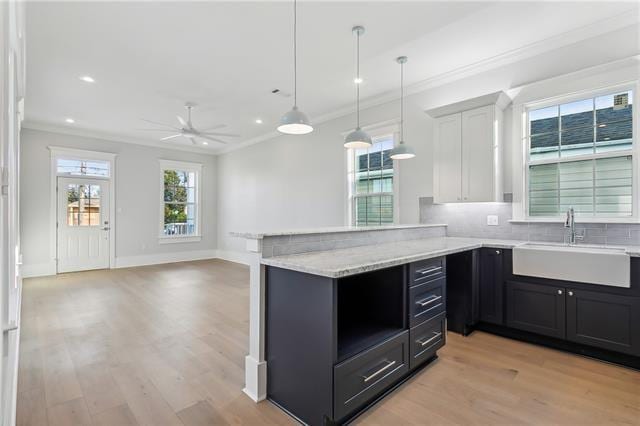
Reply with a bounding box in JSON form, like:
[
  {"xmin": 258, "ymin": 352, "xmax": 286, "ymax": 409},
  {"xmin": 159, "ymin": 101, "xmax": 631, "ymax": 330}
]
[{"xmin": 24, "ymin": 1, "xmax": 638, "ymax": 153}]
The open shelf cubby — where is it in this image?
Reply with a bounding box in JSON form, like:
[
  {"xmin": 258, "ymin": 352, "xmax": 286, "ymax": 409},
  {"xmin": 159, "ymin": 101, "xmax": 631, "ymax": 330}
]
[{"xmin": 336, "ymin": 265, "xmax": 406, "ymax": 362}]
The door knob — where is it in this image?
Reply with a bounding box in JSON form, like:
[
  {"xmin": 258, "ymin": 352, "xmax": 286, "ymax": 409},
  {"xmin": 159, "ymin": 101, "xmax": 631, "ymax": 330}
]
[
  {"xmin": 568, "ymin": 291, "xmax": 573, "ymax": 296},
  {"xmin": 102, "ymin": 227, "xmax": 110, "ymax": 231},
  {"xmin": 557, "ymin": 289, "xmax": 563, "ymax": 295}
]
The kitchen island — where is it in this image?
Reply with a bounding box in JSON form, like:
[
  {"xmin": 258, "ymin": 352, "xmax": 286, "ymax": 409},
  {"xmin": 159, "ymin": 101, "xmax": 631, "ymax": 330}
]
[{"xmin": 233, "ymin": 226, "xmax": 640, "ymax": 425}]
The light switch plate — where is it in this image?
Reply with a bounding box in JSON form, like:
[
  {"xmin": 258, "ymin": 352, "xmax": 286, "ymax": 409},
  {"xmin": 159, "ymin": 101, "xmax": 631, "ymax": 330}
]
[{"xmin": 487, "ymin": 215, "xmax": 499, "ymax": 226}]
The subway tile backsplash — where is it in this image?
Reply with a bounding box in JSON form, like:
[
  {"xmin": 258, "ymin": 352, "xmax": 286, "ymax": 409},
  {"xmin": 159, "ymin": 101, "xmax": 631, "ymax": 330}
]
[{"xmin": 419, "ymin": 197, "xmax": 640, "ymax": 246}]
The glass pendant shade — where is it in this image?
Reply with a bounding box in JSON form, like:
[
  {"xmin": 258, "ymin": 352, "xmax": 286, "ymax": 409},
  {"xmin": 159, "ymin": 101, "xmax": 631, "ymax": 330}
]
[
  {"xmin": 344, "ymin": 127, "xmax": 372, "ymax": 149},
  {"xmin": 277, "ymin": 106, "xmax": 313, "ymax": 135},
  {"xmin": 389, "ymin": 141, "xmax": 415, "ymax": 160}
]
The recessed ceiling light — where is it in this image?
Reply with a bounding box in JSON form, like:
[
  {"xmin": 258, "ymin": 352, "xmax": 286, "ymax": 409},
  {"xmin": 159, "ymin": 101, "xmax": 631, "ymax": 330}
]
[
  {"xmin": 255, "ymin": 118, "xmax": 263, "ymax": 124},
  {"xmin": 354, "ymin": 77, "xmax": 363, "ymax": 84},
  {"xmin": 202, "ymin": 141, "xmax": 209, "ymax": 145},
  {"xmin": 65, "ymin": 118, "xmax": 75, "ymax": 124},
  {"xmin": 79, "ymin": 75, "xmax": 95, "ymax": 83}
]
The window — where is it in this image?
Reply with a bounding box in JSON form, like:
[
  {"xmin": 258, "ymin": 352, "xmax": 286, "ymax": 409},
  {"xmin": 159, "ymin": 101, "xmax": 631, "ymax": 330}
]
[
  {"xmin": 57, "ymin": 158, "xmax": 110, "ymax": 177},
  {"xmin": 159, "ymin": 160, "xmax": 201, "ymax": 240},
  {"xmin": 65, "ymin": 184, "xmax": 101, "ymax": 226},
  {"xmin": 348, "ymin": 133, "xmax": 396, "ymax": 226},
  {"xmin": 527, "ymin": 89, "xmax": 634, "ymax": 218}
]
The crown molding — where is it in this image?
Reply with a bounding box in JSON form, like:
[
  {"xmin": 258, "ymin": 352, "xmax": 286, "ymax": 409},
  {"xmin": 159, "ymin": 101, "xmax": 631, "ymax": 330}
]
[
  {"xmin": 219, "ymin": 11, "xmax": 637, "ymax": 155},
  {"xmin": 22, "ymin": 120, "xmax": 217, "ymax": 155}
]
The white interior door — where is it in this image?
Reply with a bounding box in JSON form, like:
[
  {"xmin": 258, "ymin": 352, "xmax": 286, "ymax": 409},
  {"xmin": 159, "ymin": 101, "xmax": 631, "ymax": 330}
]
[{"xmin": 57, "ymin": 177, "xmax": 110, "ymax": 273}]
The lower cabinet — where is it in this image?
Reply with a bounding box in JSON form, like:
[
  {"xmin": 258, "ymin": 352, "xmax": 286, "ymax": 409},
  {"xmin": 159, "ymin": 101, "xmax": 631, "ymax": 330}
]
[
  {"xmin": 333, "ymin": 331, "xmax": 409, "ymax": 421},
  {"xmin": 505, "ymin": 281, "xmax": 566, "ymax": 339},
  {"xmin": 566, "ymin": 288, "xmax": 640, "ymax": 356},
  {"xmin": 479, "ymin": 248, "xmax": 504, "ymax": 325},
  {"xmin": 409, "ymin": 311, "xmax": 446, "ymax": 369}
]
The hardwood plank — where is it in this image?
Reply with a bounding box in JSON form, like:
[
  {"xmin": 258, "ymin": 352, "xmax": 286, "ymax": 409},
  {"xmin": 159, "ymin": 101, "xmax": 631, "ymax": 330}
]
[
  {"xmin": 92, "ymin": 404, "xmax": 139, "ymax": 426},
  {"xmin": 46, "ymin": 397, "xmax": 91, "ymax": 426},
  {"xmin": 176, "ymin": 400, "xmax": 228, "ymax": 426}
]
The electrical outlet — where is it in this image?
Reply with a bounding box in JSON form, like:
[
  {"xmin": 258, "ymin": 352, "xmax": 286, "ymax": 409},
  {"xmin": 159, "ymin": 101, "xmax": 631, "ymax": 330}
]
[{"xmin": 487, "ymin": 215, "xmax": 499, "ymax": 226}]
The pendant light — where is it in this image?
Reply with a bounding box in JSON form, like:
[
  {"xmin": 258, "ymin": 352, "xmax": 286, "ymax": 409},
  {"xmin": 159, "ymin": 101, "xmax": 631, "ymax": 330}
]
[
  {"xmin": 344, "ymin": 26, "xmax": 372, "ymax": 149},
  {"xmin": 277, "ymin": 0, "xmax": 313, "ymax": 135},
  {"xmin": 389, "ymin": 56, "xmax": 415, "ymax": 160}
]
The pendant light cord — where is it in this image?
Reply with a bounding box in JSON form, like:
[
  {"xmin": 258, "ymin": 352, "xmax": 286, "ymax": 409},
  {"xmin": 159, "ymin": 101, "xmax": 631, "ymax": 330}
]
[
  {"xmin": 400, "ymin": 60, "xmax": 404, "ymax": 144},
  {"xmin": 293, "ymin": 0, "xmax": 297, "ymax": 107},
  {"xmin": 356, "ymin": 30, "xmax": 360, "ymax": 128}
]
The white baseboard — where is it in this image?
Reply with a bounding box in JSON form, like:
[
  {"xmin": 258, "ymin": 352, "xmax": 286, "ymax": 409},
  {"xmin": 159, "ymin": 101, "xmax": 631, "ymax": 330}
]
[
  {"xmin": 21, "ymin": 261, "xmax": 56, "ymax": 278},
  {"xmin": 215, "ymin": 249, "xmax": 252, "ymax": 266},
  {"xmin": 114, "ymin": 249, "xmax": 218, "ymax": 268}
]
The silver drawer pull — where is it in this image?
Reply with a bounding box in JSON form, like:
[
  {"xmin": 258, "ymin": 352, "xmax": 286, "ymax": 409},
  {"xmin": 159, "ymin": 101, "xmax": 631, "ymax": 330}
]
[
  {"xmin": 362, "ymin": 360, "xmax": 397, "ymax": 383},
  {"xmin": 417, "ymin": 332, "xmax": 442, "ymax": 347},
  {"xmin": 416, "ymin": 295, "xmax": 442, "ymax": 307},
  {"xmin": 418, "ymin": 266, "xmax": 442, "ymax": 275}
]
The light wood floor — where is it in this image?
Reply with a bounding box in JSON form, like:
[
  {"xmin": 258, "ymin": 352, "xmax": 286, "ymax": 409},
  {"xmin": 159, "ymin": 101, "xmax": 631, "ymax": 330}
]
[{"xmin": 17, "ymin": 260, "xmax": 640, "ymax": 425}]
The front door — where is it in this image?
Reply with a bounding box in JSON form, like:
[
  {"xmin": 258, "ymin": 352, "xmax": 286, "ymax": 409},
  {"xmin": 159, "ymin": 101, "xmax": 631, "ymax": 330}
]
[{"xmin": 57, "ymin": 177, "xmax": 110, "ymax": 273}]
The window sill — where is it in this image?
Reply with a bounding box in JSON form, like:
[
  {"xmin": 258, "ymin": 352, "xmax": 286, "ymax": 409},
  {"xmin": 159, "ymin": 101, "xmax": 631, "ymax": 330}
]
[
  {"xmin": 158, "ymin": 235, "xmax": 202, "ymax": 244},
  {"xmin": 510, "ymin": 218, "xmax": 640, "ymax": 224}
]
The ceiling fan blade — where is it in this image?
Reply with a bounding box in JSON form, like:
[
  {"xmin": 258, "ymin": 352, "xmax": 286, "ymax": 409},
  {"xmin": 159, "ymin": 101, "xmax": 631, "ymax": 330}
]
[
  {"xmin": 161, "ymin": 134, "xmax": 183, "ymax": 141},
  {"xmin": 200, "ymin": 124, "xmax": 226, "ymax": 132},
  {"xmin": 198, "ymin": 134, "xmax": 228, "ymax": 144},
  {"xmin": 140, "ymin": 118, "xmax": 181, "ymax": 130},
  {"xmin": 177, "ymin": 115, "xmax": 188, "ymax": 127},
  {"xmin": 200, "ymin": 131, "xmax": 240, "ymax": 137},
  {"xmin": 134, "ymin": 128, "xmax": 178, "ymax": 132}
]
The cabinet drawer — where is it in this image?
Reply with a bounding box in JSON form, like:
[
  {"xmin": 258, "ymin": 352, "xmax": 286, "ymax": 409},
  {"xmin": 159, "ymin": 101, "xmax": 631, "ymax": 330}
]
[
  {"xmin": 333, "ymin": 331, "xmax": 409, "ymax": 421},
  {"xmin": 411, "ymin": 257, "xmax": 445, "ymax": 285},
  {"xmin": 409, "ymin": 312, "xmax": 446, "ymax": 370},
  {"xmin": 409, "ymin": 277, "xmax": 446, "ymax": 327}
]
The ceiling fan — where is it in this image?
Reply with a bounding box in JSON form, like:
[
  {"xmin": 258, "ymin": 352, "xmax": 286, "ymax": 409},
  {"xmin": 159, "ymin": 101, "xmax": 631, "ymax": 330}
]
[{"xmin": 139, "ymin": 103, "xmax": 239, "ymax": 145}]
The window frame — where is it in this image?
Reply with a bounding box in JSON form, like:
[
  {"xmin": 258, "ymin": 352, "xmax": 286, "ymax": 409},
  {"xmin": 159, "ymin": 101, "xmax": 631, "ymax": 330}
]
[
  {"xmin": 158, "ymin": 159, "xmax": 202, "ymax": 243},
  {"xmin": 346, "ymin": 124, "xmax": 401, "ymax": 227},
  {"xmin": 523, "ymin": 83, "xmax": 637, "ymax": 222}
]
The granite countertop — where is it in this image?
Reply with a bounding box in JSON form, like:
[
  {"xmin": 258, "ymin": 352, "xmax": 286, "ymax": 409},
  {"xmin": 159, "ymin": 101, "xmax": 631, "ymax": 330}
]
[
  {"xmin": 230, "ymin": 224, "xmax": 447, "ymax": 240},
  {"xmin": 261, "ymin": 237, "xmax": 640, "ymax": 278},
  {"xmin": 260, "ymin": 237, "xmax": 524, "ymax": 278}
]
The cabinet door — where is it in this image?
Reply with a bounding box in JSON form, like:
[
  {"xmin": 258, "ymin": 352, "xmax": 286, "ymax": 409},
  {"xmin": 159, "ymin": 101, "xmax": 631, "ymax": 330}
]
[
  {"xmin": 479, "ymin": 248, "xmax": 504, "ymax": 325},
  {"xmin": 567, "ymin": 289, "xmax": 640, "ymax": 356},
  {"xmin": 433, "ymin": 113, "xmax": 462, "ymax": 203},
  {"xmin": 506, "ymin": 281, "xmax": 566, "ymax": 339},
  {"xmin": 461, "ymin": 105, "xmax": 495, "ymax": 202}
]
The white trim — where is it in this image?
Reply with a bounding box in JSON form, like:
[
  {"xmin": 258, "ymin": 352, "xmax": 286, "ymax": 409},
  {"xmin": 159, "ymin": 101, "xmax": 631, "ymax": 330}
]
[
  {"xmin": 49, "ymin": 146, "xmax": 117, "ymax": 273},
  {"xmin": 513, "ymin": 80, "xmax": 639, "ymax": 221},
  {"xmin": 114, "ymin": 249, "xmax": 217, "ymax": 269},
  {"xmin": 21, "ymin": 262, "xmax": 56, "ymax": 278},
  {"xmin": 25, "ymin": 121, "xmax": 214, "ymax": 155},
  {"xmin": 158, "ymin": 235, "xmax": 202, "ymax": 244},
  {"xmin": 158, "ymin": 159, "xmax": 203, "ymax": 241},
  {"xmin": 216, "ymin": 249, "xmax": 252, "ymax": 266}
]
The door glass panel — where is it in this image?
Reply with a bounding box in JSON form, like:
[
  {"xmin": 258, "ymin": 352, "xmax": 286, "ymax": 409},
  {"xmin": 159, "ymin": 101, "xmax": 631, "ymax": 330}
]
[{"xmin": 66, "ymin": 183, "xmax": 101, "ymax": 226}]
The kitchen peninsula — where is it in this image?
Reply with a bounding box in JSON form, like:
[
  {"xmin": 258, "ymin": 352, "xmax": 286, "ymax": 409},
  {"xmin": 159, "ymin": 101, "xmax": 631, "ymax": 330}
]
[{"xmin": 233, "ymin": 225, "xmax": 640, "ymax": 425}]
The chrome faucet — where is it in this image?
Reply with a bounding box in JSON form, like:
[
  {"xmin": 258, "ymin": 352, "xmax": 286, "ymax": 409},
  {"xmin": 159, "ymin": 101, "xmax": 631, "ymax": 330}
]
[{"xmin": 564, "ymin": 207, "xmax": 582, "ymax": 245}]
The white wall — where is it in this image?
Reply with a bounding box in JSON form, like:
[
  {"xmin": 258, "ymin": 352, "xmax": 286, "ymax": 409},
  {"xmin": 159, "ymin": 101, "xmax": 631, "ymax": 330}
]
[
  {"xmin": 20, "ymin": 128, "xmax": 218, "ymax": 275},
  {"xmin": 217, "ymin": 25, "xmax": 638, "ymax": 256}
]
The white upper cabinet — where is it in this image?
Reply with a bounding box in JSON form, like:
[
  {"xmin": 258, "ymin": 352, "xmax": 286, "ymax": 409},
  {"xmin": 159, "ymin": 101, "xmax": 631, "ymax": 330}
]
[
  {"xmin": 429, "ymin": 93, "xmax": 507, "ymax": 204},
  {"xmin": 433, "ymin": 113, "xmax": 462, "ymax": 203}
]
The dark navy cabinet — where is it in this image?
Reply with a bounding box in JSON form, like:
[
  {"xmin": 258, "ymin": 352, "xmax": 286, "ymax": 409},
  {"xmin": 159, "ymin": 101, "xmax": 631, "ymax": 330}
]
[
  {"xmin": 478, "ymin": 248, "xmax": 504, "ymax": 325},
  {"xmin": 266, "ymin": 257, "xmax": 447, "ymax": 425},
  {"xmin": 505, "ymin": 280, "xmax": 566, "ymax": 339},
  {"xmin": 566, "ymin": 288, "xmax": 640, "ymax": 356}
]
